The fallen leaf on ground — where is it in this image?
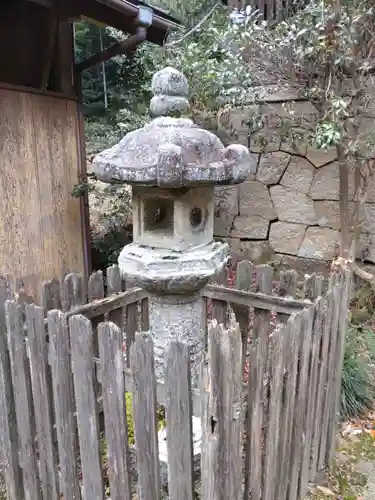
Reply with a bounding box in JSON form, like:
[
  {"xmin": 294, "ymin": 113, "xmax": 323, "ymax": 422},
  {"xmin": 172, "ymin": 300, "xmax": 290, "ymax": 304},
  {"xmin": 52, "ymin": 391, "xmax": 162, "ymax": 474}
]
[
  {"xmin": 342, "ymin": 424, "xmax": 363, "ymax": 437},
  {"xmin": 316, "ymin": 485, "xmax": 335, "ymax": 496}
]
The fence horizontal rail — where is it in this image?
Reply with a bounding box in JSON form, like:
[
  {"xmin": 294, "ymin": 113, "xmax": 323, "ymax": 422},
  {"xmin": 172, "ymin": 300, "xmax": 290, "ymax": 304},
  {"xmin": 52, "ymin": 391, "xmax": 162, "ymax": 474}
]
[
  {"xmin": 40, "ymin": 287, "xmax": 147, "ymax": 326},
  {"xmin": 65, "ymin": 287, "xmax": 148, "ymax": 319},
  {"xmin": 202, "ymin": 283, "xmax": 310, "ymax": 313},
  {"xmin": 2, "ymin": 262, "xmax": 325, "ymax": 332}
]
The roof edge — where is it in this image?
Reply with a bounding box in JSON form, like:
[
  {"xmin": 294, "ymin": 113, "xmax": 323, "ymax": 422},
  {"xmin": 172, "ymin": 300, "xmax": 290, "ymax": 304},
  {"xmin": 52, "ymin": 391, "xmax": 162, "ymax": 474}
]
[{"xmin": 95, "ymin": 0, "xmax": 182, "ymax": 31}]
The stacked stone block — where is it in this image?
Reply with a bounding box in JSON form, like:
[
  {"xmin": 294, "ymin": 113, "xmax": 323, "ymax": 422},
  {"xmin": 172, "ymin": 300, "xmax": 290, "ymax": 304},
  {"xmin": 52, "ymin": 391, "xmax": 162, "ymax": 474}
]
[{"xmin": 214, "ymin": 89, "xmax": 375, "ymax": 266}]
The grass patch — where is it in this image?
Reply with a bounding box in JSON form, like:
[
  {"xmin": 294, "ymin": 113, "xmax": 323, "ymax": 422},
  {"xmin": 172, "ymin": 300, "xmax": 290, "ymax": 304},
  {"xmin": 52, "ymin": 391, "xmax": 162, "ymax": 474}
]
[{"xmin": 341, "ymin": 325, "xmax": 375, "ymax": 419}]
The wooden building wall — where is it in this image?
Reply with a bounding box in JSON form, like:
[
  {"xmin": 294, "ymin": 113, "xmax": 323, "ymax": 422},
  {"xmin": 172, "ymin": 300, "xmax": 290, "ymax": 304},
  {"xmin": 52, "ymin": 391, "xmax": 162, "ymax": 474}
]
[{"xmin": 0, "ymin": 86, "xmax": 86, "ymax": 303}]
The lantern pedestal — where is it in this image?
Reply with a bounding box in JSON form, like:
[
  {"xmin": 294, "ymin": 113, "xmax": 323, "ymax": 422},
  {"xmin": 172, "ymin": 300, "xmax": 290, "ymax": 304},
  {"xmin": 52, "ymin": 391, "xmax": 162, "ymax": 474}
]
[{"xmin": 118, "ymin": 240, "xmax": 229, "ymax": 382}]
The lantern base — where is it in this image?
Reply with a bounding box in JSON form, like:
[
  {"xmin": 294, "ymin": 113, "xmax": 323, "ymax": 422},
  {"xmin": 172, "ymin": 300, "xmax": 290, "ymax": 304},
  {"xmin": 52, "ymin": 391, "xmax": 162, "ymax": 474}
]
[{"xmin": 158, "ymin": 416, "xmax": 202, "ymax": 490}]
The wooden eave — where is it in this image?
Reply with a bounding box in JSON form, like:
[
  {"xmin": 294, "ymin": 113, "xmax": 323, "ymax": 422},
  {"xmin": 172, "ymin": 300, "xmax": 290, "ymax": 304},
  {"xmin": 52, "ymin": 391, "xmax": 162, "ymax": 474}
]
[{"xmin": 27, "ymin": 0, "xmax": 182, "ymax": 45}]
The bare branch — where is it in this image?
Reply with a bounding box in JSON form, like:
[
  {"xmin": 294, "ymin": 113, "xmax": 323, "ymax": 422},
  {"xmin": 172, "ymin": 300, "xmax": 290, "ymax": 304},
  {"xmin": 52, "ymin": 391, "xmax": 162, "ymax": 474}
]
[{"xmin": 165, "ymin": 3, "xmax": 220, "ymax": 47}]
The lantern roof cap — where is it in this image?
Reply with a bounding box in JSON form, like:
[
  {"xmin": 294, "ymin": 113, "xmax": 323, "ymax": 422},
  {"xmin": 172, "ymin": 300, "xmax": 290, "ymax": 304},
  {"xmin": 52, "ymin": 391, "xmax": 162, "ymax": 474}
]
[{"xmin": 92, "ymin": 67, "xmax": 256, "ymax": 188}]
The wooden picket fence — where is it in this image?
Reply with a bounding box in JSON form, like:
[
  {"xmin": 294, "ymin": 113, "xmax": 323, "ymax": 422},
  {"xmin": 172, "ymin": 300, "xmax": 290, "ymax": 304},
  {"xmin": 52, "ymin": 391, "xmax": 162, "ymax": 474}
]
[
  {"xmin": 226, "ymin": 0, "xmax": 308, "ymax": 21},
  {"xmin": 0, "ymin": 261, "xmax": 351, "ymax": 500}
]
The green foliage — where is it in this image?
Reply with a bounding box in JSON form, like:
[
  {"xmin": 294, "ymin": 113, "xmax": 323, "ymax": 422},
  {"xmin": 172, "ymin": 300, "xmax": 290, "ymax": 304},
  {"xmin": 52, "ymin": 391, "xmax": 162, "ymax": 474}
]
[
  {"xmin": 84, "ymin": 119, "xmax": 123, "ymax": 156},
  {"xmin": 151, "ymin": 0, "xmax": 217, "ymax": 24},
  {"xmin": 74, "ymin": 20, "xmax": 152, "ymax": 156},
  {"xmin": 341, "ymin": 356, "xmax": 373, "ymax": 419},
  {"xmin": 91, "ymin": 226, "xmax": 131, "ymax": 269},
  {"xmin": 341, "ymin": 325, "xmax": 375, "ymax": 419},
  {"xmin": 77, "ymin": 1, "xmax": 375, "ymax": 163},
  {"xmin": 89, "ymin": 182, "xmax": 133, "ymax": 269},
  {"xmin": 75, "ymin": 21, "xmax": 150, "ymax": 116},
  {"xmin": 101, "ymin": 393, "xmax": 166, "ymax": 497},
  {"xmin": 125, "ymin": 392, "xmax": 166, "ymax": 446},
  {"xmin": 71, "ymin": 180, "xmax": 94, "ymax": 198}
]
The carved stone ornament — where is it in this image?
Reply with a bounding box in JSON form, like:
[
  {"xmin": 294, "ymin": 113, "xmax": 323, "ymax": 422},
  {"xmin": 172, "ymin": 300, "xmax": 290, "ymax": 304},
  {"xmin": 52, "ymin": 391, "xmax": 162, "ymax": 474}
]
[{"xmin": 92, "ymin": 67, "xmax": 256, "ymax": 188}]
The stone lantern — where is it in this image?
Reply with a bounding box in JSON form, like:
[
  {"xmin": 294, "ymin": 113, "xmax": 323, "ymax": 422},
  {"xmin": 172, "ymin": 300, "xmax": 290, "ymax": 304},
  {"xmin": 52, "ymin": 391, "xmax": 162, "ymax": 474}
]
[{"xmin": 92, "ymin": 66, "xmax": 256, "ymax": 384}]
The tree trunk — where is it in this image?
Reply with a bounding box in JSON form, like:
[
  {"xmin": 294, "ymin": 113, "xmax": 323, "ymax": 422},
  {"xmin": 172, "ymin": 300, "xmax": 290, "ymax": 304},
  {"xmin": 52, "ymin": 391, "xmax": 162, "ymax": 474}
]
[{"xmin": 337, "ymin": 145, "xmax": 351, "ymax": 259}]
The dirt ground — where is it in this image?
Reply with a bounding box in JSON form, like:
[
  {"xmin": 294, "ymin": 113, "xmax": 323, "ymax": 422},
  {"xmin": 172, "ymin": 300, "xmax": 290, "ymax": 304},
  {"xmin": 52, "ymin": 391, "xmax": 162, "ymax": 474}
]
[
  {"xmin": 308, "ymin": 428, "xmax": 375, "ymax": 499},
  {"xmin": 1, "ymin": 426, "xmax": 375, "ymax": 499},
  {"xmin": 360, "ymin": 460, "xmax": 375, "ymax": 499}
]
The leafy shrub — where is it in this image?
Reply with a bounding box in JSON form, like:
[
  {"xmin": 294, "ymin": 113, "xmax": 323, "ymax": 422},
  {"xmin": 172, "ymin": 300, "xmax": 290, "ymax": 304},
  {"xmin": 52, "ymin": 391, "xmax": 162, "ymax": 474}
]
[
  {"xmin": 341, "ymin": 326, "xmax": 375, "ymax": 419},
  {"xmin": 91, "ymin": 225, "xmax": 132, "ymax": 270}
]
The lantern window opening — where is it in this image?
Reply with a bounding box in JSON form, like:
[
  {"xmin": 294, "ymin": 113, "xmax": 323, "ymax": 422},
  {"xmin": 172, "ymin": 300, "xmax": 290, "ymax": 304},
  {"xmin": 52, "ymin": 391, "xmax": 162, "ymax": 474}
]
[
  {"xmin": 143, "ymin": 197, "xmax": 174, "ymax": 236},
  {"xmin": 190, "ymin": 206, "xmax": 207, "ymax": 233}
]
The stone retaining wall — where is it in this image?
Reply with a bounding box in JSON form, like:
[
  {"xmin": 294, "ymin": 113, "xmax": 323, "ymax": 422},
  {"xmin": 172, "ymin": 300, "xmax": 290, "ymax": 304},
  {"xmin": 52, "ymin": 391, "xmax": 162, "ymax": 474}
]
[{"xmin": 214, "ymin": 89, "xmax": 375, "ymax": 268}]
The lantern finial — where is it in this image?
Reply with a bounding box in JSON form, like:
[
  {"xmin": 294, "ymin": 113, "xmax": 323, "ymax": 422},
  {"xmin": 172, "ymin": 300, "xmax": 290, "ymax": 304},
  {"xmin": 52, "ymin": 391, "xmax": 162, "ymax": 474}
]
[{"xmin": 150, "ymin": 67, "xmax": 190, "ymax": 117}]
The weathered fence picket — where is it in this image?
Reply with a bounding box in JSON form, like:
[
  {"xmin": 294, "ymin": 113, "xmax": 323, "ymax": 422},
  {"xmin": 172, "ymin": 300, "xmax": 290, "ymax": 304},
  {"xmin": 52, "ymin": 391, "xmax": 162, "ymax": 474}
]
[
  {"xmin": 245, "ymin": 331, "xmax": 264, "ymax": 500},
  {"xmin": 308, "ymin": 298, "xmax": 326, "ymax": 483},
  {"xmin": 233, "ymin": 259, "xmax": 253, "ymax": 371},
  {"xmin": 70, "ymin": 315, "xmax": 104, "ymax": 499},
  {"xmin": 61, "ymin": 273, "xmax": 85, "ymax": 311},
  {"xmin": 328, "ymin": 270, "xmax": 352, "ymax": 463},
  {"xmin": 5, "ymin": 301, "xmax": 41, "ymax": 500},
  {"xmin": 87, "ymin": 270, "xmax": 106, "ymax": 395},
  {"xmin": 277, "ymin": 314, "xmax": 300, "ymax": 500},
  {"xmin": 26, "ymin": 304, "xmax": 58, "ymax": 500},
  {"xmin": 48, "ymin": 310, "xmax": 81, "ymax": 500},
  {"xmin": 322, "ymin": 282, "xmax": 342, "ymax": 466},
  {"xmin": 0, "ymin": 287, "xmax": 24, "ymax": 500},
  {"xmin": 279, "ymin": 269, "xmax": 298, "ymax": 300},
  {"xmin": 201, "ymin": 315, "xmax": 242, "ymax": 500},
  {"xmin": 211, "ymin": 266, "xmax": 230, "ymax": 324},
  {"xmin": 0, "ymin": 262, "xmax": 352, "ymax": 500},
  {"xmin": 310, "ymin": 291, "xmax": 333, "ymax": 478},
  {"xmin": 130, "ymin": 334, "xmax": 160, "ymax": 500},
  {"xmin": 41, "ymin": 278, "xmax": 61, "ymax": 312},
  {"xmin": 318, "ymin": 286, "xmax": 338, "ymax": 470},
  {"xmin": 125, "ymin": 301, "xmax": 138, "ymax": 364},
  {"xmin": 263, "ymin": 326, "xmax": 284, "ymax": 500},
  {"xmin": 98, "ymin": 322, "xmax": 131, "ymax": 500},
  {"xmin": 106, "ymin": 265, "xmax": 124, "ymax": 329},
  {"xmin": 277, "ymin": 269, "xmax": 298, "ymax": 326},
  {"xmin": 140, "ymin": 297, "xmax": 150, "ymax": 330},
  {"xmin": 251, "ymin": 265, "xmax": 273, "ymax": 500},
  {"xmin": 288, "ymin": 305, "xmax": 314, "ymax": 500},
  {"xmin": 165, "ymin": 342, "xmax": 194, "ymax": 500}
]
